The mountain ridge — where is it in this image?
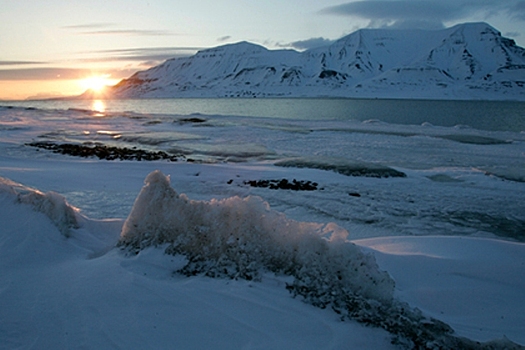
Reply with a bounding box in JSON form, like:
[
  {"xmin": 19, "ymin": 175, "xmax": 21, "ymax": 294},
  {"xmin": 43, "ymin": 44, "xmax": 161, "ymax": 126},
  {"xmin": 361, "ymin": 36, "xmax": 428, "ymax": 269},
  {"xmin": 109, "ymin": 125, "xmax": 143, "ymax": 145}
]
[{"xmin": 105, "ymin": 22, "xmax": 525, "ymax": 100}]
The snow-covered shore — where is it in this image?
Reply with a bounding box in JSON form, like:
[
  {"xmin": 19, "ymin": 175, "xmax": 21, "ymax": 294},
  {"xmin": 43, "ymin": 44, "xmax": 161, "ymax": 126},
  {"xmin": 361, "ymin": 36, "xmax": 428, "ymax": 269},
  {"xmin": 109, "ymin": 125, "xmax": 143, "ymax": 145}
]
[
  {"xmin": 1, "ymin": 169, "xmax": 524, "ymax": 348},
  {"xmin": 1, "ymin": 104, "xmax": 524, "ymax": 348}
]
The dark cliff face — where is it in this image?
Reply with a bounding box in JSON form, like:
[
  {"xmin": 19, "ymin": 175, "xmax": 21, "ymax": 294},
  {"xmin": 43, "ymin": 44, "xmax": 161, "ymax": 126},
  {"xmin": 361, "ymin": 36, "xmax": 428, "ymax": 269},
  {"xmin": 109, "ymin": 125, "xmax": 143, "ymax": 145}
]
[{"xmin": 108, "ymin": 22, "xmax": 525, "ymax": 100}]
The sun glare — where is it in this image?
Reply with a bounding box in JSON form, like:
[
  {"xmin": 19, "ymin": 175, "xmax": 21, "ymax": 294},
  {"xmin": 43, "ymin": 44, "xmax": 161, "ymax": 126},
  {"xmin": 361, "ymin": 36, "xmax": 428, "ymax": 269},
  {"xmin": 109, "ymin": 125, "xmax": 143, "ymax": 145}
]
[
  {"xmin": 92, "ymin": 100, "xmax": 106, "ymax": 114},
  {"xmin": 80, "ymin": 75, "xmax": 113, "ymax": 93}
]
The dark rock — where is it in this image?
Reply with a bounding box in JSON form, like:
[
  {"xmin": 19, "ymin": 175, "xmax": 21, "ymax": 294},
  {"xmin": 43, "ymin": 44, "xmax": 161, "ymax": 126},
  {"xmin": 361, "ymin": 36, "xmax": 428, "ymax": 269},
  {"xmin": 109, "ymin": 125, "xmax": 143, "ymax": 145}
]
[
  {"xmin": 178, "ymin": 117, "xmax": 207, "ymax": 123},
  {"xmin": 242, "ymin": 179, "xmax": 318, "ymax": 191},
  {"xmin": 26, "ymin": 142, "xmax": 182, "ymax": 162}
]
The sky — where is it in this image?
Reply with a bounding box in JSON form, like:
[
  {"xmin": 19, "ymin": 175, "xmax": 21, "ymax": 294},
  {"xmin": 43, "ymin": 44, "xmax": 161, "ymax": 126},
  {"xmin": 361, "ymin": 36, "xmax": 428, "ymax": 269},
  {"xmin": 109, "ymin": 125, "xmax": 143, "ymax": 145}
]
[{"xmin": 1, "ymin": 0, "xmax": 524, "ymax": 100}]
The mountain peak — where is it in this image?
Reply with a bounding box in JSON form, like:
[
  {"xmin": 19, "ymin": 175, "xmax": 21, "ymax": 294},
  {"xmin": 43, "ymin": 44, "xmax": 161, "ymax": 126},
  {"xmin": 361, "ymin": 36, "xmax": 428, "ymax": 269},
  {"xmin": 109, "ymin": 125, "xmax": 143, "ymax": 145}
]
[{"xmin": 197, "ymin": 41, "xmax": 268, "ymax": 55}]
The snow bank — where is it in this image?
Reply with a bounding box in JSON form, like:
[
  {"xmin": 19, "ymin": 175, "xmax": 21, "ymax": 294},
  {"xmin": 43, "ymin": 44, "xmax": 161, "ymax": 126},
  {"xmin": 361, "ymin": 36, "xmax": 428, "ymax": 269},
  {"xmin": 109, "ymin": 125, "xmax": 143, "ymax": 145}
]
[
  {"xmin": 0, "ymin": 177, "xmax": 79, "ymax": 237},
  {"xmin": 119, "ymin": 171, "xmax": 513, "ymax": 348},
  {"xmin": 355, "ymin": 236, "xmax": 525, "ymax": 346}
]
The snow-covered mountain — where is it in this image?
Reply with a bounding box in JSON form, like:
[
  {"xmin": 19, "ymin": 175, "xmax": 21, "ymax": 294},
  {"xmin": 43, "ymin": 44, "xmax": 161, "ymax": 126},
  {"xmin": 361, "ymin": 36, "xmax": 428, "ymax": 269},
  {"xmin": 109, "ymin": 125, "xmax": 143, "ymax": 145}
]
[{"xmin": 109, "ymin": 23, "xmax": 525, "ymax": 100}]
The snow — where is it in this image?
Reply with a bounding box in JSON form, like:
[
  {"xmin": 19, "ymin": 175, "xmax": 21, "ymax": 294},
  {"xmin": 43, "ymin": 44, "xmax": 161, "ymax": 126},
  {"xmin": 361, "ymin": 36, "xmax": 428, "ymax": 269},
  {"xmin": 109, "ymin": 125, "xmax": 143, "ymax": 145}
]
[
  {"xmin": 355, "ymin": 236, "xmax": 525, "ymax": 344},
  {"xmin": 0, "ymin": 176, "xmax": 395, "ymax": 349},
  {"xmin": 120, "ymin": 170, "xmax": 394, "ymax": 301},
  {"xmin": 1, "ymin": 103, "xmax": 525, "ymax": 348},
  {"xmin": 110, "ymin": 22, "xmax": 525, "ymax": 101}
]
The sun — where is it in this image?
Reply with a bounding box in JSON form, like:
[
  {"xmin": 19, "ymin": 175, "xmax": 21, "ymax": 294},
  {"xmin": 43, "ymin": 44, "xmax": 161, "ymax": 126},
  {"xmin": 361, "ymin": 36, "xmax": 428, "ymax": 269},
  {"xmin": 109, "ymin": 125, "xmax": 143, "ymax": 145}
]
[{"xmin": 79, "ymin": 75, "xmax": 113, "ymax": 93}]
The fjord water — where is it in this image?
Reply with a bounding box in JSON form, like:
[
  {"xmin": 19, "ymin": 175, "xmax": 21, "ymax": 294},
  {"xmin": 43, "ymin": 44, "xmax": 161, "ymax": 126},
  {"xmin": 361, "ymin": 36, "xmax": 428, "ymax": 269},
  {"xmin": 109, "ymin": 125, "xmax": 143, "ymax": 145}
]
[{"xmin": 7, "ymin": 98, "xmax": 525, "ymax": 132}]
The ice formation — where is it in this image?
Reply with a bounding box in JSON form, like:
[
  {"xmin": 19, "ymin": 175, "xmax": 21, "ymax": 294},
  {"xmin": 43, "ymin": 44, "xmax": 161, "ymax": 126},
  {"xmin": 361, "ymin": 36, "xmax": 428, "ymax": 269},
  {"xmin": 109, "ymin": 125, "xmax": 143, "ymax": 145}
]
[
  {"xmin": 119, "ymin": 171, "xmax": 502, "ymax": 348},
  {"xmin": 0, "ymin": 177, "xmax": 79, "ymax": 237},
  {"xmin": 120, "ymin": 170, "xmax": 394, "ymax": 302}
]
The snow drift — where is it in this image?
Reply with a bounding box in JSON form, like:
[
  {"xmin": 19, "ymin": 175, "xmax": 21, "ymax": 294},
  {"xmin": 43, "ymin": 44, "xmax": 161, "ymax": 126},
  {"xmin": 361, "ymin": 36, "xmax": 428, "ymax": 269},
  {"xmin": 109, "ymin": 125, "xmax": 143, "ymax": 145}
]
[
  {"xmin": 0, "ymin": 177, "xmax": 79, "ymax": 237},
  {"xmin": 118, "ymin": 170, "xmax": 518, "ymax": 348}
]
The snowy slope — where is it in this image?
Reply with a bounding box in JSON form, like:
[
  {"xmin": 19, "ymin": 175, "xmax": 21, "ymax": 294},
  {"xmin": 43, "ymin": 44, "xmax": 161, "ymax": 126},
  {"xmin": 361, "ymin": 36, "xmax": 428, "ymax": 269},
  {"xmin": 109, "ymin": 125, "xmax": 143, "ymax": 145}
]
[
  {"xmin": 109, "ymin": 22, "xmax": 525, "ymax": 100},
  {"xmin": 0, "ymin": 182, "xmax": 394, "ymax": 349},
  {"xmin": 1, "ymin": 173, "xmax": 523, "ymax": 349}
]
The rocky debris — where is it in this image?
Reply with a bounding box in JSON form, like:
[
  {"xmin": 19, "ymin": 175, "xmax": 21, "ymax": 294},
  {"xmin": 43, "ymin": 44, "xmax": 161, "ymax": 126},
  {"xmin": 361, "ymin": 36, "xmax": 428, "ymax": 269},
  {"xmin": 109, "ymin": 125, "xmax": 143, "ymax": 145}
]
[
  {"xmin": 27, "ymin": 142, "xmax": 182, "ymax": 161},
  {"xmin": 178, "ymin": 117, "xmax": 207, "ymax": 123},
  {"xmin": 242, "ymin": 179, "xmax": 318, "ymax": 191}
]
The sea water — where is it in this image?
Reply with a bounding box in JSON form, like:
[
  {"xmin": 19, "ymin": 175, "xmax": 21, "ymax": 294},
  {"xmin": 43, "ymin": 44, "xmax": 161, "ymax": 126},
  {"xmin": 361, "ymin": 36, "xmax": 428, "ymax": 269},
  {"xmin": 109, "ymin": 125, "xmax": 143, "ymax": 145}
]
[{"xmin": 5, "ymin": 98, "xmax": 525, "ymax": 132}]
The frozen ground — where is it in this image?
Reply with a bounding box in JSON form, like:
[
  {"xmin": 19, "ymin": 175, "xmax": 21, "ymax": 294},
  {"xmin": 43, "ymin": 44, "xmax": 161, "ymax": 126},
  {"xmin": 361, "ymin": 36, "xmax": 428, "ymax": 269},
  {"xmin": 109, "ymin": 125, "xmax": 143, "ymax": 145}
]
[{"xmin": 1, "ymin": 105, "xmax": 524, "ymax": 348}]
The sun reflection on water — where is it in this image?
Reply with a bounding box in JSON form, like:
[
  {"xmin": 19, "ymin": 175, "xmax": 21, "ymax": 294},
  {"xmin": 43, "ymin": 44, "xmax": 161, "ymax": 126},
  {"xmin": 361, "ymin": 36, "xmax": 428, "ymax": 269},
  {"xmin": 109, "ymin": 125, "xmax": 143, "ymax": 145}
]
[{"xmin": 92, "ymin": 100, "xmax": 106, "ymax": 116}]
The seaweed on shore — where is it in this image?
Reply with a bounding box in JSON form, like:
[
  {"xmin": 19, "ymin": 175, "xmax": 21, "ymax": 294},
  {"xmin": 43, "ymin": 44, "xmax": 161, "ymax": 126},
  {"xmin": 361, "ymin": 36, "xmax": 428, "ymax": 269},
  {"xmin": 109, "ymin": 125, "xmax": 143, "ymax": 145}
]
[
  {"xmin": 242, "ymin": 178, "xmax": 318, "ymax": 191},
  {"xmin": 27, "ymin": 142, "xmax": 183, "ymax": 162}
]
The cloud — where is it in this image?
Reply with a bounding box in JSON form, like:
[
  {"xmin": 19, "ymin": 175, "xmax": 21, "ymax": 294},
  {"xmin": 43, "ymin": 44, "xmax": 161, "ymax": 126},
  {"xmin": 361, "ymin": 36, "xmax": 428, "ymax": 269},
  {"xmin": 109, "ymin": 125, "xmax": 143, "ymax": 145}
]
[
  {"xmin": 505, "ymin": 31, "xmax": 521, "ymax": 38},
  {"xmin": 0, "ymin": 47, "xmax": 202, "ymax": 82},
  {"xmin": 320, "ymin": 0, "xmax": 525, "ymax": 29},
  {"xmin": 384, "ymin": 19, "xmax": 445, "ymax": 30},
  {"xmin": 0, "ymin": 67, "xmax": 138, "ymax": 83},
  {"xmin": 217, "ymin": 36, "xmax": 232, "ymax": 42},
  {"xmin": 85, "ymin": 46, "xmax": 201, "ymax": 62},
  {"xmin": 509, "ymin": 1, "xmax": 525, "ymax": 20},
  {"xmin": 63, "ymin": 23, "xmax": 175, "ymax": 36},
  {"xmin": 78, "ymin": 29, "xmax": 175, "ymax": 36},
  {"xmin": 278, "ymin": 37, "xmax": 335, "ymax": 50},
  {"xmin": 322, "ymin": 1, "xmax": 457, "ymax": 20},
  {"xmin": 62, "ymin": 23, "xmax": 115, "ymax": 30},
  {"xmin": 0, "ymin": 61, "xmax": 47, "ymax": 66},
  {"xmin": 0, "ymin": 68, "xmax": 91, "ymax": 81}
]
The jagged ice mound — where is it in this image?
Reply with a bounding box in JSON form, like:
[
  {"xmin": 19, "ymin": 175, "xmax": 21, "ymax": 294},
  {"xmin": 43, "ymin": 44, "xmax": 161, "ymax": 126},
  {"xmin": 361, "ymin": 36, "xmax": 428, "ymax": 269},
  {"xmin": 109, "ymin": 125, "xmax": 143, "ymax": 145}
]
[
  {"xmin": 120, "ymin": 171, "xmax": 505, "ymax": 348},
  {"xmin": 119, "ymin": 170, "xmax": 395, "ymax": 303}
]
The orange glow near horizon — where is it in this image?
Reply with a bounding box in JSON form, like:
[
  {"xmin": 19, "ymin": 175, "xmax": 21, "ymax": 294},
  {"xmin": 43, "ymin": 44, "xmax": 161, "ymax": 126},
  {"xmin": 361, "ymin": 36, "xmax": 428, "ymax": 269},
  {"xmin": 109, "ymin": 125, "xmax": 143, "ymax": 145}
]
[
  {"xmin": 0, "ymin": 75, "xmax": 120, "ymax": 101},
  {"xmin": 0, "ymin": 80, "xmax": 81, "ymax": 101}
]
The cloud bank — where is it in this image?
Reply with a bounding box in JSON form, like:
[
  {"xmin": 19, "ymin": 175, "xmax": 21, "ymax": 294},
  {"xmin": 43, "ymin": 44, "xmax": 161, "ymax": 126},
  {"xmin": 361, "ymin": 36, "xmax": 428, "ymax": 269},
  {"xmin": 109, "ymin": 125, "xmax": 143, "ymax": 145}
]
[
  {"xmin": 279, "ymin": 37, "xmax": 336, "ymax": 50},
  {"xmin": 320, "ymin": 0, "xmax": 525, "ymax": 29},
  {"xmin": 63, "ymin": 23, "xmax": 175, "ymax": 36},
  {"xmin": 0, "ymin": 47, "xmax": 201, "ymax": 81},
  {"xmin": 0, "ymin": 68, "xmax": 115, "ymax": 81}
]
